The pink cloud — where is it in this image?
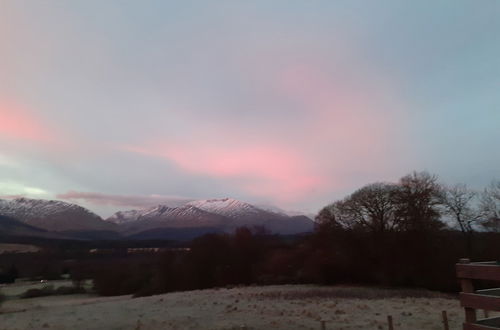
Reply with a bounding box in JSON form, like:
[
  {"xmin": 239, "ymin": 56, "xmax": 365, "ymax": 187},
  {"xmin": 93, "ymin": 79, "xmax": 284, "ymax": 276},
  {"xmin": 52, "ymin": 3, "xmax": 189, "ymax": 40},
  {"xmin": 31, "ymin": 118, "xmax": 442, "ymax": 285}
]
[
  {"xmin": 0, "ymin": 102, "xmax": 54, "ymax": 143},
  {"xmin": 124, "ymin": 58, "xmax": 408, "ymax": 206},
  {"xmin": 272, "ymin": 62, "xmax": 409, "ymax": 173},
  {"xmin": 125, "ymin": 143, "xmax": 324, "ymax": 202},
  {"xmin": 0, "ymin": 101, "xmax": 77, "ymax": 158}
]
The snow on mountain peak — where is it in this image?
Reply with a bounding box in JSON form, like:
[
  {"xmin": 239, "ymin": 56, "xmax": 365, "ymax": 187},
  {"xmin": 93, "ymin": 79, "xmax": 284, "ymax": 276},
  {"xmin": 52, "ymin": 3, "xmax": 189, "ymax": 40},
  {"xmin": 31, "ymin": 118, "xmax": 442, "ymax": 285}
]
[
  {"xmin": 186, "ymin": 198, "xmax": 262, "ymax": 219},
  {"xmin": 105, "ymin": 197, "xmax": 314, "ymax": 235}
]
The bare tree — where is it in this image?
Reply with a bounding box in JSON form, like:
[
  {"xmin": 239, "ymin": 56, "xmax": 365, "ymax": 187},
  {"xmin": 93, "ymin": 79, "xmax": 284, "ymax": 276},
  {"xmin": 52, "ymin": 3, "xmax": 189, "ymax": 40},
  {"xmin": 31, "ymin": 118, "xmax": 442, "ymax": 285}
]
[
  {"xmin": 320, "ymin": 183, "xmax": 399, "ymax": 233},
  {"xmin": 392, "ymin": 171, "xmax": 445, "ymax": 232},
  {"xmin": 315, "ymin": 203, "xmax": 342, "ymax": 230},
  {"xmin": 441, "ymin": 184, "xmax": 481, "ymax": 253},
  {"xmin": 480, "ymin": 180, "xmax": 500, "ymax": 232},
  {"xmin": 441, "ymin": 184, "xmax": 480, "ymax": 235},
  {"xmin": 317, "ymin": 173, "xmax": 445, "ymax": 234}
]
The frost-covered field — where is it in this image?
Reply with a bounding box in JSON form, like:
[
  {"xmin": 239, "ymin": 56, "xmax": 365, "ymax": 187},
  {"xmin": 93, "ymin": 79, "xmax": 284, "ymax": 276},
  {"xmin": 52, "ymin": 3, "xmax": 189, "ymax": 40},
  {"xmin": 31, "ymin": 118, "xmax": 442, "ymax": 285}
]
[{"xmin": 0, "ymin": 283, "xmax": 468, "ymax": 329}]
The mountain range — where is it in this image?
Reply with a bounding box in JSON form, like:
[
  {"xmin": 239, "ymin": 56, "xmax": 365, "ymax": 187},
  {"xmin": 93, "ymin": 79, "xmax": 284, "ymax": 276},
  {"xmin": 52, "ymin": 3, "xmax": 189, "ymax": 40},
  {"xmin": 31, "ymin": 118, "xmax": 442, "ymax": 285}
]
[{"xmin": 0, "ymin": 197, "xmax": 314, "ymax": 241}]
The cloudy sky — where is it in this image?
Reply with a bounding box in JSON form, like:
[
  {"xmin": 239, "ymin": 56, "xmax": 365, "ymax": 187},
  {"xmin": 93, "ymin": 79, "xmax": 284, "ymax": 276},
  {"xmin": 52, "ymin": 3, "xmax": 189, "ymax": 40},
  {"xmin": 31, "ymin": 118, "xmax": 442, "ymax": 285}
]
[{"xmin": 0, "ymin": 1, "xmax": 499, "ymax": 217}]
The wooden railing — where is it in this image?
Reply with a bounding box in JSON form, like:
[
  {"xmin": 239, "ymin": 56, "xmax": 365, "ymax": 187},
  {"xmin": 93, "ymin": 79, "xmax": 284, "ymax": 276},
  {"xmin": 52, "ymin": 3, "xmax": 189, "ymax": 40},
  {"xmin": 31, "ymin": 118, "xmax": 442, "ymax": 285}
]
[{"xmin": 457, "ymin": 258, "xmax": 500, "ymax": 329}]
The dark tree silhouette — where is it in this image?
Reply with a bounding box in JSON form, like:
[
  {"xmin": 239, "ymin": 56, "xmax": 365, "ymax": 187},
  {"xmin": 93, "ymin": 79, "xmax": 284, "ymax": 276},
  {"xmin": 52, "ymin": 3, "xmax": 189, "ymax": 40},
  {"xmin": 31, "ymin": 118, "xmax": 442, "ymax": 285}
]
[
  {"xmin": 392, "ymin": 171, "xmax": 444, "ymax": 233},
  {"xmin": 441, "ymin": 184, "xmax": 479, "ymax": 234},
  {"xmin": 480, "ymin": 180, "xmax": 500, "ymax": 232},
  {"xmin": 335, "ymin": 183, "xmax": 399, "ymax": 233}
]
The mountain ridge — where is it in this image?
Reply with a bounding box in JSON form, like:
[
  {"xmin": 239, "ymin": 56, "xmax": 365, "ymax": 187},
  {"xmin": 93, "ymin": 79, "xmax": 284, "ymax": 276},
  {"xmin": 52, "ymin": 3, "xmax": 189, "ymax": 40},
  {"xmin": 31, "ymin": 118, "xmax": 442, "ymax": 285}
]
[
  {"xmin": 0, "ymin": 197, "xmax": 314, "ymax": 240},
  {"xmin": 106, "ymin": 198, "xmax": 314, "ymax": 235}
]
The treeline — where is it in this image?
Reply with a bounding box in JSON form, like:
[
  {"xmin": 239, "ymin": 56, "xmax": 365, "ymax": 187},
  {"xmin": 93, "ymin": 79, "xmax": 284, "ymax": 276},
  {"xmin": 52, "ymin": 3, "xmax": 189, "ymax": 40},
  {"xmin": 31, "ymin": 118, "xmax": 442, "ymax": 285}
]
[
  {"xmin": 76, "ymin": 228, "xmax": 293, "ymax": 296},
  {"xmin": 81, "ymin": 228, "xmax": 500, "ymax": 297},
  {"xmin": 316, "ymin": 171, "xmax": 500, "ymax": 238},
  {"xmin": 0, "ymin": 238, "xmax": 182, "ymax": 284},
  {"xmin": 311, "ymin": 171, "xmax": 500, "ymax": 290},
  {"xmin": 83, "ymin": 171, "xmax": 500, "ymax": 296}
]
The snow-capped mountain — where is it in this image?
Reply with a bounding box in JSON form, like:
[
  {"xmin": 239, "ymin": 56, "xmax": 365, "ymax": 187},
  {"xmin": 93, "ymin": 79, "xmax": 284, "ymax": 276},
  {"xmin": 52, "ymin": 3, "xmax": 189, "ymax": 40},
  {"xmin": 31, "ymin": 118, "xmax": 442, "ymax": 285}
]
[
  {"xmin": 186, "ymin": 198, "xmax": 313, "ymax": 233},
  {"xmin": 187, "ymin": 198, "xmax": 263, "ymax": 220},
  {"xmin": 107, "ymin": 198, "xmax": 314, "ymax": 236},
  {"xmin": 107, "ymin": 198, "xmax": 257, "ymax": 226},
  {"xmin": 0, "ymin": 198, "xmax": 115, "ymax": 232},
  {"xmin": 107, "ymin": 209, "xmax": 144, "ymax": 224},
  {"xmin": 114, "ymin": 204, "xmax": 231, "ymax": 236},
  {"xmin": 0, "ymin": 197, "xmax": 313, "ymax": 240}
]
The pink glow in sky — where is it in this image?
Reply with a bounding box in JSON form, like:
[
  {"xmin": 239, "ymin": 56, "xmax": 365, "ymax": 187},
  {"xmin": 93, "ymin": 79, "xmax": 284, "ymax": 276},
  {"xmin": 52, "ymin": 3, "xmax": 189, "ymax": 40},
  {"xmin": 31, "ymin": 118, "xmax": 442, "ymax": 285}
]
[
  {"xmin": 123, "ymin": 61, "xmax": 406, "ymax": 204},
  {"xmin": 126, "ymin": 142, "xmax": 324, "ymax": 202},
  {"xmin": 0, "ymin": 102, "xmax": 53, "ymax": 143}
]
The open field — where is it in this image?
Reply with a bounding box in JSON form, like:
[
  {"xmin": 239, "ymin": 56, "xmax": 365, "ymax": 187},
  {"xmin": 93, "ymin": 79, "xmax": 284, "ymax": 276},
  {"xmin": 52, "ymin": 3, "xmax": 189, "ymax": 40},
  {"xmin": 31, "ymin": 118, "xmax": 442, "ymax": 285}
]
[{"xmin": 0, "ymin": 282, "xmax": 475, "ymax": 330}]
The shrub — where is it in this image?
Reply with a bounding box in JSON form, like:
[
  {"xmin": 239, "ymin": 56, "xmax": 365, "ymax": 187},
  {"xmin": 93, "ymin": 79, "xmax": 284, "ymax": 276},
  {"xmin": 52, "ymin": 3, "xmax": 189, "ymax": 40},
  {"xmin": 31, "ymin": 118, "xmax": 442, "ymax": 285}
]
[
  {"xmin": 20, "ymin": 285, "xmax": 86, "ymax": 299},
  {"xmin": 55, "ymin": 286, "xmax": 86, "ymax": 295},
  {"xmin": 21, "ymin": 286, "xmax": 54, "ymax": 299}
]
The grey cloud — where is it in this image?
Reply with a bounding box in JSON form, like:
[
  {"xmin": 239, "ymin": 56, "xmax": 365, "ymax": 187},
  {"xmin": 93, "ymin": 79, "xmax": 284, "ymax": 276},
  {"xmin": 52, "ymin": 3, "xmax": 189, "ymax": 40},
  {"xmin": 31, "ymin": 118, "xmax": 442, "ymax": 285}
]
[{"xmin": 56, "ymin": 191, "xmax": 194, "ymax": 209}]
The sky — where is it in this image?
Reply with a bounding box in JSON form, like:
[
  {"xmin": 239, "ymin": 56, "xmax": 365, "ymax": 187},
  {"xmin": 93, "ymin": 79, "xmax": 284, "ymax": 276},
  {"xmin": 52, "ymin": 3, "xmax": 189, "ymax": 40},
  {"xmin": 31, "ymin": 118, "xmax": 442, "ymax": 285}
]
[{"xmin": 0, "ymin": 0, "xmax": 499, "ymax": 217}]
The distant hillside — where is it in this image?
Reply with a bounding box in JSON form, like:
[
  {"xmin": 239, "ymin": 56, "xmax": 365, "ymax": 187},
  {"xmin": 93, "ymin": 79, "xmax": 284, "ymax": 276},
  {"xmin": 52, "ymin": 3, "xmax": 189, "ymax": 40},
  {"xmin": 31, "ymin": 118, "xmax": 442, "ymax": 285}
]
[{"xmin": 0, "ymin": 214, "xmax": 63, "ymax": 239}]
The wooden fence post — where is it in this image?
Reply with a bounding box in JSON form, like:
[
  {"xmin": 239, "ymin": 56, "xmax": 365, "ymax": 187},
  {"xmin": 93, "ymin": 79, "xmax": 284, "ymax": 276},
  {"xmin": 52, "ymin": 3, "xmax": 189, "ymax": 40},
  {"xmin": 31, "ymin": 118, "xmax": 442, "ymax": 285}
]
[
  {"xmin": 442, "ymin": 310, "xmax": 449, "ymax": 330},
  {"xmin": 387, "ymin": 315, "xmax": 394, "ymax": 330},
  {"xmin": 459, "ymin": 258, "xmax": 477, "ymax": 323}
]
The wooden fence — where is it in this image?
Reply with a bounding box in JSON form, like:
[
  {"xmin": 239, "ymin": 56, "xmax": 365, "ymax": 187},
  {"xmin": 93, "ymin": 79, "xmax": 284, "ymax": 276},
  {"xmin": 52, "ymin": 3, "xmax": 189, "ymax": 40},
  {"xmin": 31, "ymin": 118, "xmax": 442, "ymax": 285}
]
[{"xmin": 457, "ymin": 258, "xmax": 500, "ymax": 329}]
